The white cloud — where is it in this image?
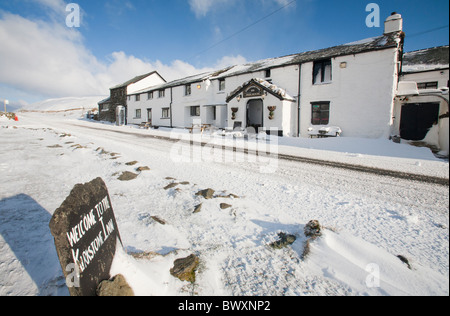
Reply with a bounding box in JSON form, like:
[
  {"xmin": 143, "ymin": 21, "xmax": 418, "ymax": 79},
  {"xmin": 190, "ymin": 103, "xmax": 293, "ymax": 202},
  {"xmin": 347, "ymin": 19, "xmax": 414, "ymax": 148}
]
[
  {"xmin": 0, "ymin": 13, "xmax": 103, "ymax": 97},
  {"xmin": 0, "ymin": 11, "xmax": 247, "ymax": 101},
  {"xmin": 188, "ymin": 0, "xmax": 234, "ymax": 18},
  {"xmin": 31, "ymin": 0, "xmax": 67, "ymax": 14},
  {"xmin": 188, "ymin": 0, "xmax": 295, "ymax": 18}
]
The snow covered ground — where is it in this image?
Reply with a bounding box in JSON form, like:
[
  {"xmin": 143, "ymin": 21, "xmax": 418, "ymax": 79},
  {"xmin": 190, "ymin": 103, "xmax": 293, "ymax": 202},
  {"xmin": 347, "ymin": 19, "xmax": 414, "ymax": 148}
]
[{"xmin": 0, "ymin": 110, "xmax": 448, "ymax": 296}]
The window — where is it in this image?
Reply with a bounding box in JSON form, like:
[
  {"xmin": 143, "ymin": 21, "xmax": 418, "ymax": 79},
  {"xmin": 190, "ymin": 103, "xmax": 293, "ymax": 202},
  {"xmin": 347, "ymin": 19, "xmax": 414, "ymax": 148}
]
[
  {"xmin": 162, "ymin": 108, "xmax": 170, "ymax": 119},
  {"xmin": 313, "ymin": 59, "xmax": 332, "ymax": 84},
  {"xmin": 265, "ymin": 69, "xmax": 271, "ymax": 78},
  {"xmin": 311, "ymin": 102, "xmax": 330, "ymax": 125},
  {"xmin": 185, "ymin": 85, "xmax": 192, "ymax": 96},
  {"xmin": 190, "ymin": 106, "xmax": 200, "ymax": 117},
  {"xmin": 219, "ymin": 79, "xmax": 226, "ymax": 91},
  {"xmin": 135, "ymin": 109, "xmax": 141, "ymax": 119},
  {"xmin": 148, "ymin": 92, "xmax": 154, "ymax": 100},
  {"xmin": 417, "ymin": 82, "xmax": 438, "ymax": 90},
  {"xmin": 135, "ymin": 94, "xmax": 140, "ymax": 102},
  {"xmin": 159, "ymin": 89, "xmax": 165, "ymax": 98}
]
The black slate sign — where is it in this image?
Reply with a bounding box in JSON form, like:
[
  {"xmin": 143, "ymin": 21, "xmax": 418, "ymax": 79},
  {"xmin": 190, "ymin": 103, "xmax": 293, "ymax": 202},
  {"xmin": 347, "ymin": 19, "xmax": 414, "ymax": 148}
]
[{"xmin": 49, "ymin": 177, "xmax": 122, "ymax": 296}]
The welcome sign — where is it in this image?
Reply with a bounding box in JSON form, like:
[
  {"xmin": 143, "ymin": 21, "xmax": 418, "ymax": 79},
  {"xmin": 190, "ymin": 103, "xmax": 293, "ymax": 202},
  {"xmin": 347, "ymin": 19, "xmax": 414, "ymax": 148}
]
[{"xmin": 49, "ymin": 177, "xmax": 122, "ymax": 296}]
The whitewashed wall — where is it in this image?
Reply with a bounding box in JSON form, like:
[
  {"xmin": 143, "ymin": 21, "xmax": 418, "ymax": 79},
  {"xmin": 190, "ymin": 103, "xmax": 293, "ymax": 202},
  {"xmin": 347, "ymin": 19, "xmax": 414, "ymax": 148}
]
[
  {"xmin": 127, "ymin": 73, "xmax": 166, "ymax": 95},
  {"xmin": 127, "ymin": 89, "xmax": 172, "ymax": 127},
  {"xmin": 394, "ymin": 69, "xmax": 449, "ymax": 154},
  {"xmin": 299, "ymin": 48, "xmax": 399, "ymax": 138},
  {"xmin": 401, "ymin": 69, "xmax": 449, "ymax": 89},
  {"xmin": 127, "ymin": 47, "xmax": 401, "ymax": 138}
]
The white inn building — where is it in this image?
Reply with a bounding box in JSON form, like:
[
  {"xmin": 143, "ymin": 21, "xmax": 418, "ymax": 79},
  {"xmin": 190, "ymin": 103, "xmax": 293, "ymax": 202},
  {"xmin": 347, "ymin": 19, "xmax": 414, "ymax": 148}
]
[{"xmin": 100, "ymin": 13, "xmax": 449, "ymax": 156}]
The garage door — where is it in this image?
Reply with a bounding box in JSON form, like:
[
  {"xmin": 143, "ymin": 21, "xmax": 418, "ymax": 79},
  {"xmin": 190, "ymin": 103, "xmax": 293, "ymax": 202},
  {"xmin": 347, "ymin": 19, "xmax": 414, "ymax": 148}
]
[{"xmin": 400, "ymin": 103, "xmax": 440, "ymax": 141}]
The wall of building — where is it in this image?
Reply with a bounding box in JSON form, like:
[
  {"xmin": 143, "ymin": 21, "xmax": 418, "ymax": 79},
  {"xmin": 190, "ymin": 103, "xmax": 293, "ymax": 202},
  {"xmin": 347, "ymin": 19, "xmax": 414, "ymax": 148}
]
[
  {"xmin": 127, "ymin": 89, "xmax": 172, "ymax": 127},
  {"xmin": 101, "ymin": 87, "xmax": 127, "ymax": 123},
  {"xmin": 394, "ymin": 68, "xmax": 449, "ymax": 155},
  {"xmin": 127, "ymin": 74, "xmax": 166, "ymax": 95},
  {"xmin": 299, "ymin": 48, "xmax": 399, "ymax": 138},
  {"xmin": 126, "ymin": 48, "xmax": 401, "ymax": 139},
  {"xmin": 400, "ymin": 69, "xmax": 449, "ymax": 90}
]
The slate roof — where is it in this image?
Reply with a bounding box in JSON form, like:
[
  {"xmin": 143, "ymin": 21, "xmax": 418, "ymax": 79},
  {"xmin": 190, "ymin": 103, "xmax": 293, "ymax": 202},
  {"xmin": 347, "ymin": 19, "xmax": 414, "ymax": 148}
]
[
  {"xmin": 129, "ymin": 31, "xmax": 403, "ymax": 95},
  {"xmin": 402, "ymin": 45, "xmax": 449, "ymax": 73}
]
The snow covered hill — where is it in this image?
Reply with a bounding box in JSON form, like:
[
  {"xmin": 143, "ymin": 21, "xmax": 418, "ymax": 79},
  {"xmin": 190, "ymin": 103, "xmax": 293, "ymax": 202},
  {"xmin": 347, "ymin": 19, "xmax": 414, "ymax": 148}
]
[{"xmin": 20, "ymin": 96, "xmax": 106, "ymax": 113}]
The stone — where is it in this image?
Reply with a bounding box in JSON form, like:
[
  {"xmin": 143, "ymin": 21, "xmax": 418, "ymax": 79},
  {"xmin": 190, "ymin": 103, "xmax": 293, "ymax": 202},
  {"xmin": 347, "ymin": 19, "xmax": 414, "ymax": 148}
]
[
  {"xmin": 125, "ymin": 161, "xmax": 138, "ymax": 166},
  {"xmin": 97, "ymin": 274, "xmax": 134, "ymax": 296},
  {"xmin": 49, "ymin": 177, "xmax": 122, "ymax": 296},
  {"xmin": 164, "ymin": 183, "xmax": 179, "ymax": 190},
  {"xmin": 269, "ymin": 232, "xmax": 297, "ymax": 249},
  {"xmin": 151, "ymin": 216, "xmax": 166, "ymax": 225},
  {"xmin": 304, "ymin": 220, "xmax": 322, "ymax": 238},
  {"xmin": 118, "ymin": 171, "xmax": 139, "ymax": 181},
  {"xmin": 397, "ymin": 255, "xmax": 412, "ymax": 270},
  {"xmin": 136, "ymin": 166, "xmax": 150, "ymax": 172},
  {"xmin": 170, "ymin": 254, "xmax": 199, "ymax": 283},
  {"xmin": 196, "ymin": 188, "xmax": 215, "ymax": 199},
  {"xmin": 220, "ymin": 203, "xmax": 232, "ymax": 210},
  {"xmin": 193, "ymin": 204, "xmax": 202, "ymax": 214}
]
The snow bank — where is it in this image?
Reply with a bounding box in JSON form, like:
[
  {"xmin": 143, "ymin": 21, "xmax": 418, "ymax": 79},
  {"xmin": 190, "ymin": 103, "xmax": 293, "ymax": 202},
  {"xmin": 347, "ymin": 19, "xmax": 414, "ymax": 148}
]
[{"xmin": 306, "ymin": 231, "xmax": 448, "ymax": 296}]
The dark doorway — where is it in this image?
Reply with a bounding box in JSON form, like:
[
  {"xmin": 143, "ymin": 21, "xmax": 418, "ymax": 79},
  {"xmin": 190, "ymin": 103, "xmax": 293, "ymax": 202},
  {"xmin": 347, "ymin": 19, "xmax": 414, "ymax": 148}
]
[
  {"xmin": 247, "ymin": 99, "xmax": 263, "ymax": 132},
  {"xmin": 400, "ymin": 103, "xmax": 440, "ymax": 141}
]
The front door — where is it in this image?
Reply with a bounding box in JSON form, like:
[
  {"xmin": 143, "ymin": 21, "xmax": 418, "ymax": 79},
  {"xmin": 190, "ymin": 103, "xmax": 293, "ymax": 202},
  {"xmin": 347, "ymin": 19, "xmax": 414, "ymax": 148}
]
[
  {"xmin": 247, "ymin": 99, "xmax": 263, "ymax": 132},
  {"xmin": 400, "ymin": 103, "xmax": 440, "ymax": 140},
  {"xmin": 147, "ymin": 109, "xmax": 152, "ymax": 125}
]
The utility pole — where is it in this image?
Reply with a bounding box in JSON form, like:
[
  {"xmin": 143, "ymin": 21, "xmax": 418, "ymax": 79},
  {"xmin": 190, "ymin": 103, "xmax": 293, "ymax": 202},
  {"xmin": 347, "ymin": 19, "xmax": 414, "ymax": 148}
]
[{"xmin": 4, "ymin": 99, "xmax": 8, "ymax": 114}]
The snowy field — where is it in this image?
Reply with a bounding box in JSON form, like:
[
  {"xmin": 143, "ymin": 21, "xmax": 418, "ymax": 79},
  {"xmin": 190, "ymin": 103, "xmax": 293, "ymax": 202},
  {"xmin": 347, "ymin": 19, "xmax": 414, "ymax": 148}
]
[{"xmin": 0, "ymin": 108, "xmax": 448, "ymax": 296}]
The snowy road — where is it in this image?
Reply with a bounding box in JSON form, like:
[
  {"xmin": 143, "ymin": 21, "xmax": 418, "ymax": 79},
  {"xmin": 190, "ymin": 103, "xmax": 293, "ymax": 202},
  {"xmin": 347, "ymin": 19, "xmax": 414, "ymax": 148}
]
[{"xmin": 1, "ymin": 113, "xmax": 448, "ymax": 296}]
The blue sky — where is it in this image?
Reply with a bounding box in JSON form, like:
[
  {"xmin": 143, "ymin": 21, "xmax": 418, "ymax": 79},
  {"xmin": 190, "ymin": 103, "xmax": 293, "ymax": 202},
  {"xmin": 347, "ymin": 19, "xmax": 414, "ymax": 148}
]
[{"xmin": 0, "ymin": 0, "xmax": 449, "ymax": 106}]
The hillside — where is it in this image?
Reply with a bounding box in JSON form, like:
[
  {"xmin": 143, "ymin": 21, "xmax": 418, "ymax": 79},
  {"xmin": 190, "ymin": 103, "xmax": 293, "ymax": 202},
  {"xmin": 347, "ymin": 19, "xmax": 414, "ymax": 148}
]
[{"xmin": 20, "ymin": 96, "xmax": 106, "ymax": 113}]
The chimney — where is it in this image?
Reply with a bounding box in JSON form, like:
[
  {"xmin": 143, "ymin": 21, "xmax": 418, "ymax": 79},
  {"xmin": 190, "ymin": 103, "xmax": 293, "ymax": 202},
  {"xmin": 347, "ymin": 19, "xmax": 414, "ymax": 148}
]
[{"xmin": 384, "ymin": 12, "xmax": 403, "ymax": 34}]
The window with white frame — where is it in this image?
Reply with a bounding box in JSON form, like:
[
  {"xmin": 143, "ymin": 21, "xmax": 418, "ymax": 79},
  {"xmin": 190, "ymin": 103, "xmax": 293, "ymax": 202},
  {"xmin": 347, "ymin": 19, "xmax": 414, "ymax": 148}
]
[
  {"xmin": 417, "ymin": 82, "xmax": 438, "ymax": 90},
  {"xmin": 148, "ymin": 91, "xmax": 154, "ymax": 100},
  {"xmin": 162, "ymin": 107, "xmax": 170, "ymax": 119},
  {"xmin": 185, "ymin": 84, "xmax": 192, "ymax": 96},
  {"xmin": 135, "ymin": 109, "xmax": 141, "ymax": 119},
  {"xmin": 190, "ymin": 106, "xmax": 200, "ymax": 117},
  {"xmin": 311, "ymin": 102, "xmax": 330, "ymax": 125},
  {"xmin": 159, "ymin": 89, "xmax": 165, "ymax": 98},
  {"xmin": 219, "ymin": 79, "xmax": 226, "ymax": 91}
]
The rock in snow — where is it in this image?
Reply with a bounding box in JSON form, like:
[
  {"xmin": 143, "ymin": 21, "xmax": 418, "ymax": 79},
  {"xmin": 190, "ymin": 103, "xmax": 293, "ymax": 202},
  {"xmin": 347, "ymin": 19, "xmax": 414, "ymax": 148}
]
[
  {"xmin": 269, "ymin": 232, "xmax": 297, "ymax": 249},
  {"xmin": 170, "ymin": 255, "xmax": 200, "ymax": 283},
  {"xmin": 97, "ymin": 274, "xmax": 134, "ymax": 296},
  {"xmin": 304, "ymin": 220, "xmax": 322, "ymax": 238},
  {"xmin": 196, "ymin": 189, "xmax": 215, "ymax": 199}
]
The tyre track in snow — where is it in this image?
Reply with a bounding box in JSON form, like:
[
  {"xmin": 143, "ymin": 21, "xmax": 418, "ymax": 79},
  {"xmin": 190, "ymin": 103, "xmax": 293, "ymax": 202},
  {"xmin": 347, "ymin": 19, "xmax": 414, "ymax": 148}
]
[{"xmin": 64, "ymin": 122, "xmax": 449, "ymax": 187}]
